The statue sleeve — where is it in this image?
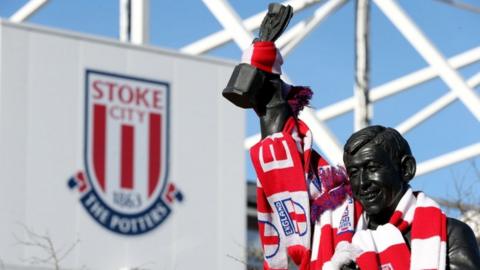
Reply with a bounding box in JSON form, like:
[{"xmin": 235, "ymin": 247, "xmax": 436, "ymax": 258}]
[{"xmin": 446, "ymin": 217, "xmax": 480, "ymax": 270}]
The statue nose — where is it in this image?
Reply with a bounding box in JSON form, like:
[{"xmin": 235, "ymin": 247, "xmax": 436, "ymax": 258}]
[{"xmin": 359, "ymin": 170, "xmax": 370, "ymax": 190}]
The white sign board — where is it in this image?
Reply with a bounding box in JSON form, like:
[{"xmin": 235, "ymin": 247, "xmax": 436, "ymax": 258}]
[{"xmin": 0, "ymin": 20, "xmax": 245, "ymax": 270}]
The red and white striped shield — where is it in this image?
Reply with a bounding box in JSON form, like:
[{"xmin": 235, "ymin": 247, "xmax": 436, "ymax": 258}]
[{"xmin": 84, "ymin": 70, "xmax": 169, "ymax": 215}]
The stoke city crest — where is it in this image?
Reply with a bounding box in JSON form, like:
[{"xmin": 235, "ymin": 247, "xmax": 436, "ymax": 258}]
[{"xmin": 68, "ymin": 69, "xmax": 183, "ymax": 236}]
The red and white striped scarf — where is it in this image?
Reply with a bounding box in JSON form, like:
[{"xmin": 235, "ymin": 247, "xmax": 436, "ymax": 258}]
[
  {"xmin": 311, "ymin": 188, "xmax": 447, "ymax": 270},
  {"xmin": 352, "ymin": 188, "xmax": 447, "ymax": 270},
  {"xmin": 310, "ymin": 191, "xmax": 360, "ymax": 270},
  {"xmin": 246, "ymin": 41, "xmax": 351, "ymax": 269},
  {"xmin": 252, "ymin": 116, "xmax": 355, "ymax": 270},
  {"xmin": 246, "ymin": 41, "xmax": 313, "ymax": 270},
  {"xmin": 251, "ymin": 117, "xmax": 319, "ymax": 270}
]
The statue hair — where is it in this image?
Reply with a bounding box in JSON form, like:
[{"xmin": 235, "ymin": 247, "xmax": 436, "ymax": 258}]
[{"xmin": 343, "ymin": 125, "xmax": 412, "ymax": 168}]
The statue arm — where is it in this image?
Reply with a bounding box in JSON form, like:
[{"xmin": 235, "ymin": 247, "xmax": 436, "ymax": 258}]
[
  {"xmin": 255, "ymin": 4, "xmax": 293, "ymax": 138},
  {"xmin": 222, "ymin": 3, "xmax": 294, "ymax": 138},
  {"xmin": 446, "ymin": 217, "xmax": 480, "ymax": 270},
  {"xmin": 258, "ymin": 76, "xmax": 292, "ymax": 138}
]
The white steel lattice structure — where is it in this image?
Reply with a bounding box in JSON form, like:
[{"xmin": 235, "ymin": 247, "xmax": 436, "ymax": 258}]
[
  {"xmin": 189, "ymin": 0, "xmax": 480, "ymax": 177},
  {"xmin": 10, "ymin": 0, "xmax": 480, "ymax": 177}
]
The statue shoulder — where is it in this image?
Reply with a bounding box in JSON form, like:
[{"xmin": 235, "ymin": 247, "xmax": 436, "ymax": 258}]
[
  {"xmin": 446, "ymin": 217, "xmax": 480, "ymax": 270},
  {"xmin": 447, "ymin": 217, "xmax": 478, "ymax": 245}
]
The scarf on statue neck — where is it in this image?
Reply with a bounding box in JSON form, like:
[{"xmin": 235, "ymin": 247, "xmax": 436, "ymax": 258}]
[{"xmin": 353, "ymin": 188, "xmax": 447, "ymax": 270}]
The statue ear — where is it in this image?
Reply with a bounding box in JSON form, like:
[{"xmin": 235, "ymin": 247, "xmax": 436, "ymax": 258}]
[{"xmin": 400, "ymin": 155, "xmax": 416, "ymax": 182}]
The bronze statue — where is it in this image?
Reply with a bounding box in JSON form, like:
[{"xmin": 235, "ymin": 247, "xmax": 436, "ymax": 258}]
[
  {"xmin": 343, "ymin": 126, "xmax": 480, "ymax": 269},
  {"xmin": 223, "ymin": 3, "xmax": 480, "ymax": 270}
]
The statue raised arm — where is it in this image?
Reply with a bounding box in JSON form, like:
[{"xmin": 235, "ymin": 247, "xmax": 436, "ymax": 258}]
[{"xmin": 223, "ymin": 3, "xmax": 297, "ymax": 138}]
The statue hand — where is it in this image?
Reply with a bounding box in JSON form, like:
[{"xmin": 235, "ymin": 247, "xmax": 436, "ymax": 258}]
[{"xmin": 257, "ymin": 3, "xmax": 293, "ymax": 42}]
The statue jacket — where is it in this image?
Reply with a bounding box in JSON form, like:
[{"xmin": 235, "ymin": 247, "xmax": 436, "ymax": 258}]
[{"xmin": 401, "ymin": 217, "xmax": 480, "ymax": 270}]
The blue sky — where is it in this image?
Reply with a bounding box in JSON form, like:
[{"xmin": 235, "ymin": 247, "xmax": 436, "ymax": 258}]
[{"xmin": 1, "ymin": 0, "xmax": 480, "ymax": 215}]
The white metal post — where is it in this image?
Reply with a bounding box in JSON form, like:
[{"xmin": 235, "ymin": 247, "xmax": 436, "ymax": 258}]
[
  {"xmin": 119, "ymin": 0, "xmax": 131, "ymax": 42},
  {"xmin": 9, "ymin": 0, "xmax": 49, "ymax": 23},
  {"xmin": 129, "ymin": 0, "xmax": 149, "ymax": 45},
  {"xmin": 354, "ymin": 0, "xmax": 371, "ymax": 131},
  {"xmin": 373, "ymin": 0, "xmax": 480, "ymax": 121}
]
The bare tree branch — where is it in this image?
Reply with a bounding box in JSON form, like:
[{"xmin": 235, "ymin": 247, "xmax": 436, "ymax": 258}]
[
  {"xmin": 14, "ymin": 224, "xmax": 80, "ymax": 270},
  {"xmin": 433, "ymin": 197, "xmax": 480, "ymax": 212},
  {"xmin": 444, "ymin": 158, "xmax": 480, "ymax": 244}
]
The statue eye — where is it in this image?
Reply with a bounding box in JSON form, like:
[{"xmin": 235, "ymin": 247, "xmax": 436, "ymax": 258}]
[
  {"xmin": 367, "ymin": 165, "xmax": 379, "ymax": 172},
  {"xmin": 348, "ymin": 168, "xmax": 359, "ymax": 177}
]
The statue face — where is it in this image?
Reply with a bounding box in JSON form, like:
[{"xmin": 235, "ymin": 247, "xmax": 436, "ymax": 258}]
[{"xmin": 344, "ymin": 144, "xmax": 406, "ymax": 217}]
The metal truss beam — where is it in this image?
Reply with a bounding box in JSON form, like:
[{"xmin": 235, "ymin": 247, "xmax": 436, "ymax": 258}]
[
  {"xmin": 315, "ymin": 46, "xmax": 480, "ymax": 120},
  {"xmin": 202, "ymin": 0, "xmax": 253, "ymax": 50},
  {"xmin": 417, "ymin": 143, "xmax": 480, "ymax": 176},
  {"xmin": 373, "ymin": 0, "xmax": 480, "ymax": 121},
  {"xmin": 299, "ymin": 107, "xmax": 344, "ymax": 164},
  {"xmin": 280, "ymin": 0, "xmax": 348, "ymax": 57},
  {"xmin": 10, "ymin": 0, "xmax": 49, "ymax": 23},
  {"xmin": 210, "ymin": 1, "xmax": 480, "ymax": 175},
  {"xmin": 246, "ymin": 48, "xmax": 480, "ymax": 156},
  {"xmin": 181, "ymin": 0, "xmax": 323, "ymax": 55},
  {"xmin": 396, "ymin": 72, "xmax": 480, "ymax": 134}
]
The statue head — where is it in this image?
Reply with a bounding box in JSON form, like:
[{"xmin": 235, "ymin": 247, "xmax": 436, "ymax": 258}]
[{"xmin": 343, "ymin": 126, "xmax": 416, "ymax": 227}]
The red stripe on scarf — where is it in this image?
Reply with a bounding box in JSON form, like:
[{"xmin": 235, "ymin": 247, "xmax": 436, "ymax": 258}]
[
  {"xmin": 319, "ymin": 224, "xmax": 335, "ymax": 266},
  {"xmin": 250, "ymin": 41, "xmax": 278, "ymax": 73},
  {"xmin": 356, "ymin": 251, "xmax": 381, "ymax": 270},
  {"xmin": 389, "ymin": 211, "xmax": 410, "ymax": 232},
  {"xmin": 379, "ymin": 244, "xmax": 411, "ymax": 268},
  {"xmin": 257, "ymin": 186, "xmax": 273, "ymax": 213},
  {"xmin": 333, "ymin": 228, "xmax": 355, "ymax": 245},
  {"xmin": 412, "ymin": 207, "xmax": 447, "ymax": 241}
]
